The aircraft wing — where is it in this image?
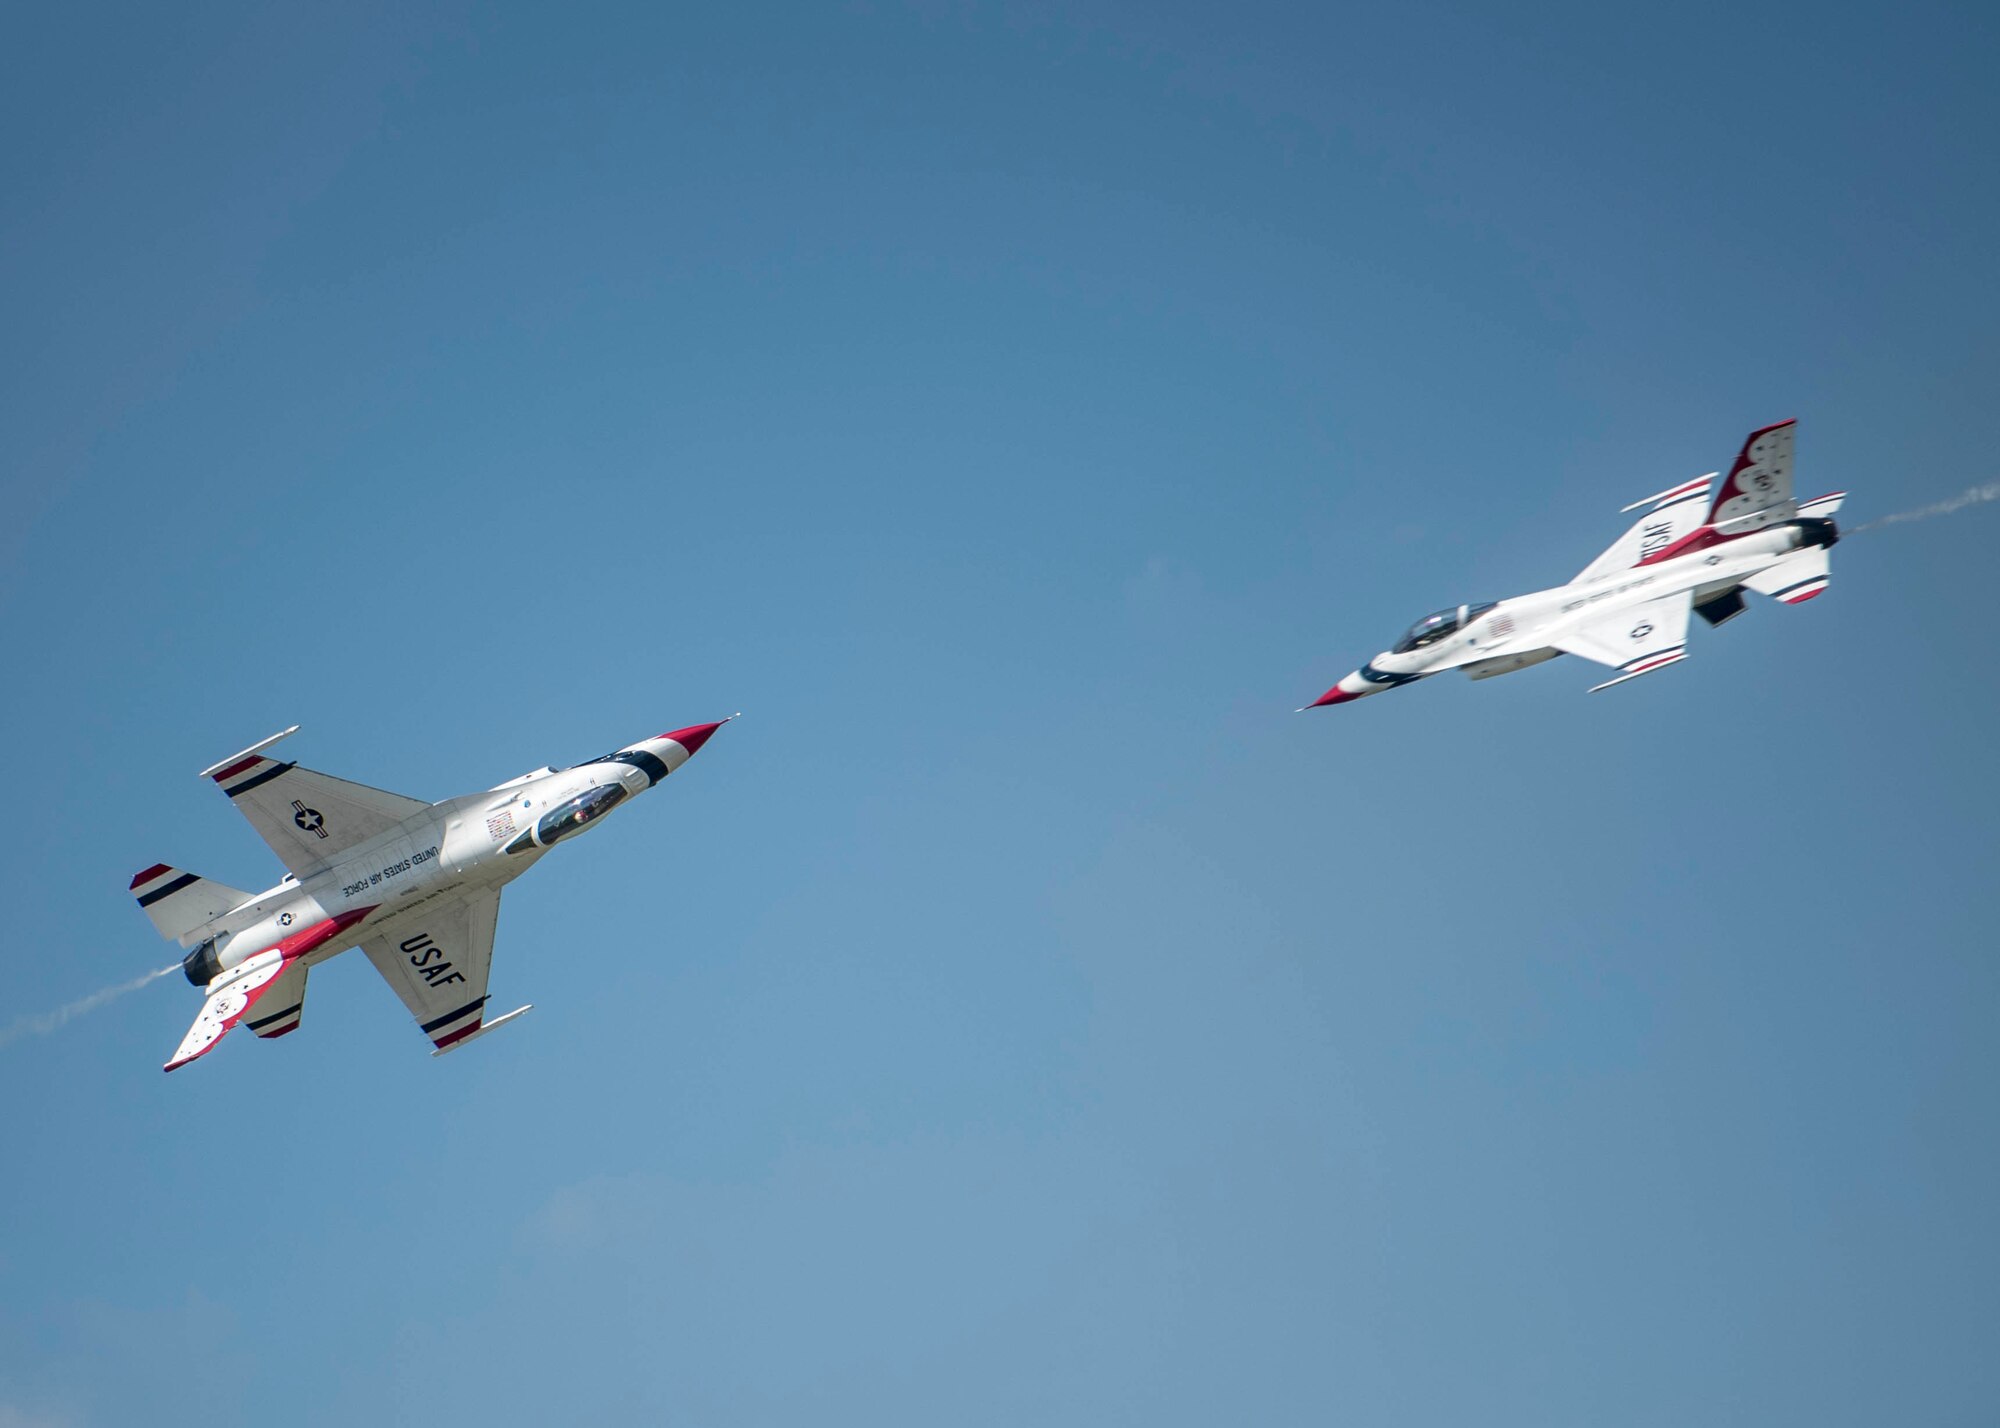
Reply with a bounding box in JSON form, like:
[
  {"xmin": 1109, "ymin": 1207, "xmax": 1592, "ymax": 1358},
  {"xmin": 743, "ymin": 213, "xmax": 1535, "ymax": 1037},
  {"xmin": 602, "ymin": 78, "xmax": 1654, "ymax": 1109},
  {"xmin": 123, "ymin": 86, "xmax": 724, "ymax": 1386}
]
[
  {"xmin": 1574, "ymin": 475, "xmax": 1713, "ymax": 584},
  {"xmin": 203, "ymin": 729, "xmax": 429, "ymax": 881},
  {"xmin": 360, "ymin": 888, "xmax": 518, "ymax": 1053},
  {"xmin": 1548, "ymin": 591, "xmax": 1692, "ymax": 692}
]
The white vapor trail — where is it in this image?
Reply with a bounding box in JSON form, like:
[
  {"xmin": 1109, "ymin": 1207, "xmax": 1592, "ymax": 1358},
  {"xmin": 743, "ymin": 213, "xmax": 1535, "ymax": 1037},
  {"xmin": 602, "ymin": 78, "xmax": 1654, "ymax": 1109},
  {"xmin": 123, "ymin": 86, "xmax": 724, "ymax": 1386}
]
[
  {"xmin": 1848, "ymin": 482, "xmax": 2000, "ymax": 533},
  {"xmin": 0, "ymin": 965, "xmax": 178, "ymax": 1050}
]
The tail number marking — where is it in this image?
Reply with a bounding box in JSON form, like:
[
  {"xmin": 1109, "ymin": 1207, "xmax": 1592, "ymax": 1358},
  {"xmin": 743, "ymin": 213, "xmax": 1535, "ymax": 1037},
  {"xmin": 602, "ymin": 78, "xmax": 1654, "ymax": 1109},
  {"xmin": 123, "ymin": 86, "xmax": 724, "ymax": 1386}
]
[{"xmin": 400, "ymin": 932, "xmax": 466, "ymax": 988}]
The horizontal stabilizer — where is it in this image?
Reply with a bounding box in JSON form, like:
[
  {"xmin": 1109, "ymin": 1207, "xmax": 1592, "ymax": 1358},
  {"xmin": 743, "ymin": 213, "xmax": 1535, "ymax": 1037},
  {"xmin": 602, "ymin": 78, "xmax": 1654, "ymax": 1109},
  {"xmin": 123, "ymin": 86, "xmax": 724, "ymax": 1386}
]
[
  {"xmin": 1798, "ymin": 491, "xmax": 1846, "ymax": 519},
  {"xmin": 1744, "ymin": 547, "xmax": 1830, "ymax": 604},
  {"xmin": 130, "ymin": 865, "xmax": 253, "ymax": 946},
  {"xmin": 164, "ymin": 951, "xmax": 293, "ymax": 1071},
  {"xmin": 162, "ymin": 908, "xmax": 371, "ymax": 1070},
  {"xmin": 246, "ymin": 961, "xmax": 308, "ymax": 1039}
]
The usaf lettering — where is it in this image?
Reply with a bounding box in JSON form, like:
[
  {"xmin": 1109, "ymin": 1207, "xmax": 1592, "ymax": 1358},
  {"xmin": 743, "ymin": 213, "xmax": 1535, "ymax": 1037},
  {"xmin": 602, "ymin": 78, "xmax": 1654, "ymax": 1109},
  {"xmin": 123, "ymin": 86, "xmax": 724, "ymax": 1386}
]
[{"xmin": 400, "ymin": 932, "xmax": 465, "ymax": 988}]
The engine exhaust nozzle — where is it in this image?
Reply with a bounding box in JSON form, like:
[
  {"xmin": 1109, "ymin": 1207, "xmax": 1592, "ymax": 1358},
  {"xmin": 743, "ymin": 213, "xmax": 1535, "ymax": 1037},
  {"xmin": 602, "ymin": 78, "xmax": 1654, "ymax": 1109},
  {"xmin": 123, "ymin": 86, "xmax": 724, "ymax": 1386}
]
[{"xmin": 182, "ymin": 938, "xmax": 222, "ymax": 987}]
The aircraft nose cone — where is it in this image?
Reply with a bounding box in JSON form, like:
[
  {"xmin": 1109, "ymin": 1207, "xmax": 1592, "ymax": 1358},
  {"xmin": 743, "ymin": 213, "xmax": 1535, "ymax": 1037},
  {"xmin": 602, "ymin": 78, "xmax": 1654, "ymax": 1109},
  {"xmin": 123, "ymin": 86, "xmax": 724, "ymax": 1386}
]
[
  {"xmin": 659, "ymin": 719, "xmax": 730, "ymax": 757},
  {"xmin": 1307, "ymin": 683, "xmax": 1361, "ymax": 708}
]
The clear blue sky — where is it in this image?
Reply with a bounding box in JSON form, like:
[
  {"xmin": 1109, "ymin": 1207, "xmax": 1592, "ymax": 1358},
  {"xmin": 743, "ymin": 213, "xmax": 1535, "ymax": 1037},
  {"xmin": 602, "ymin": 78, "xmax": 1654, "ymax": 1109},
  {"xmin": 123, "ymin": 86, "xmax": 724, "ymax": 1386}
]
[{"xmin": 4, "ymin": 3, "xmax": 1997, "ymax": 1423}]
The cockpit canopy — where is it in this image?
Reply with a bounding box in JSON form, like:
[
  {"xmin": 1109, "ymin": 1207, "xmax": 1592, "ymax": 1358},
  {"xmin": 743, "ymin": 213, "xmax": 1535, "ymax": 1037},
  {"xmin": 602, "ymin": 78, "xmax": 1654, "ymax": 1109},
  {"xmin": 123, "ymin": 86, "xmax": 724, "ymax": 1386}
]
[
  {"xmin": 1391, "ymin": 602, "xmax": 1497, "ymax": 654},
  {"xmin": 534, "ymin": 783, "xmax": 627, "ymax": 847}
]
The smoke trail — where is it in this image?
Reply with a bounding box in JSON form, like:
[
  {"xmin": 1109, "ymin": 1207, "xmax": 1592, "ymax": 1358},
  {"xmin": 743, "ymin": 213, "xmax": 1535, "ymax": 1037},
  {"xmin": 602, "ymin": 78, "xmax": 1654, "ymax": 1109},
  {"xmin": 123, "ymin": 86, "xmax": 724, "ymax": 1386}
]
[
  {"xmin": 1847, "ymin": 482, "xmax": 2000, "ymax": 533},
  {"xmin": 0, "ymin": 965, "xmax": 178, "ymax": 1050}
]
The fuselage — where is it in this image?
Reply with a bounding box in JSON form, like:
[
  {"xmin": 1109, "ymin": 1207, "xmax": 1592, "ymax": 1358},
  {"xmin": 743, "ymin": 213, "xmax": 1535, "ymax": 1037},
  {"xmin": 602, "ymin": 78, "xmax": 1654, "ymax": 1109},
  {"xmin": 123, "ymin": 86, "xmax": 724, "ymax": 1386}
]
[
  {"xmin": 1316, "ymin": 517, "xmax": 1836, "ymax": 704},
  {"xmin": 179, "ymin": 726, "xmax": 719, "ymax": 986}
]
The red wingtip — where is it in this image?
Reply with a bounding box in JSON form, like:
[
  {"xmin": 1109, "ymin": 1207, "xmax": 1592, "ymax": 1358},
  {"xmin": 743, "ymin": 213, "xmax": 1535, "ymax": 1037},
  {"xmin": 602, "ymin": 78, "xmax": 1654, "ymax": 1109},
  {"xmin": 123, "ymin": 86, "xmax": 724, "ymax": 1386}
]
[
  {"xmin": 210, "ymin": 755, "xmax": 262, "ymax": 783},
  {"xmin": 433, "ymin": 1018, "xmax": 485, "ymax": 1050},
  {"xmin": 658, "ymin": 719, "xmax": 731, "ymax": 757}
]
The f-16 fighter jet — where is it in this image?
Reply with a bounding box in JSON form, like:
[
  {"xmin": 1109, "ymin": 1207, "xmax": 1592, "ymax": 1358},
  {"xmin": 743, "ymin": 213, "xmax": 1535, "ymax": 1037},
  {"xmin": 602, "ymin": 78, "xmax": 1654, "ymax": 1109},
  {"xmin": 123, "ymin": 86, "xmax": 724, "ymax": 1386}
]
[
  {"xmin": 1307, "ymin": 420, "xmax": 1843, "ymax": 707},
  {"xmin": 133, "ymin": 721, "xmax": 729, "ymax": 1071}
]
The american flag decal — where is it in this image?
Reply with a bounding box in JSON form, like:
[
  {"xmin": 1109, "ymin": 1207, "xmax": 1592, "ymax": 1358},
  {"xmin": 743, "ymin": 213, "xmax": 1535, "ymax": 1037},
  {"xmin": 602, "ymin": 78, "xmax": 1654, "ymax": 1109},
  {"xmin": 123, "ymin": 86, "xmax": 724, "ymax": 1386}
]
[
  {"xmin": 486, "ymin": 810, "xmax": 516, "ymax": 841},
  {"xmin": 1490, "ymin": 613, "xmax": 1516, "ymax": 638}
]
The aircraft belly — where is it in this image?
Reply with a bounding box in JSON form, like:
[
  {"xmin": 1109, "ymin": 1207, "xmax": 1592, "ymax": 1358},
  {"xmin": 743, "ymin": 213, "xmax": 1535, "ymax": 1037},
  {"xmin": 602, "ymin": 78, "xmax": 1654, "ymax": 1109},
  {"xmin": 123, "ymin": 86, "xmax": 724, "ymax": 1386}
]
[
  {"xmin": 212, "ymin": 890, "xmax": 329, "ymax": 968},
  {"xmin": 312, "ymin": 816, "xmax": 450, "ymax": 915},
  {"xmin": 1463, "ymin": 647, "xmax": 1561, "ymax": 680},
  {"xmin": 296, "ymin": 940, "xmax": 352, "ymax": 970},
  {"xmin": 268, "ymin": 812, "xmax": 512, "ymax": 944}
]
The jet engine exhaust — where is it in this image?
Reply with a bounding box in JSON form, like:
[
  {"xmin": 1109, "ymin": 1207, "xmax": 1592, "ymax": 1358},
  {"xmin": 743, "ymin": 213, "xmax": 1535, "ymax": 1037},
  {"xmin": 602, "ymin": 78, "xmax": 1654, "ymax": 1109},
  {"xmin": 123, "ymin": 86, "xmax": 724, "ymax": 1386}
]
[
  {"xmin": 0, "ymin": 965, "xmax": 179, "ymax": 1050},
  {"xmin": 1847, "ymin": 481, "xmax": 2000, "ymax": 534},
  {"xmin": 182, "ymin": 938, "xmax": 223, "ymax": 987}
]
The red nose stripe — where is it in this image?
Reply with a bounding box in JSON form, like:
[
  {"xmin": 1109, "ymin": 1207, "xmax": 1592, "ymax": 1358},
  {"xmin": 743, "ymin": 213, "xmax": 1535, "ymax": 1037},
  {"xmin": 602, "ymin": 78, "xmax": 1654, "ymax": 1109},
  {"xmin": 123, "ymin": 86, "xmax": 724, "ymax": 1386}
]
[
  {"xmin": 1310, "ymin": 686, "xmax": 1359, "ymax": 707},
  {"xmin": 659, "ymin": 720, "xmax": 728, "ymax": 756}
]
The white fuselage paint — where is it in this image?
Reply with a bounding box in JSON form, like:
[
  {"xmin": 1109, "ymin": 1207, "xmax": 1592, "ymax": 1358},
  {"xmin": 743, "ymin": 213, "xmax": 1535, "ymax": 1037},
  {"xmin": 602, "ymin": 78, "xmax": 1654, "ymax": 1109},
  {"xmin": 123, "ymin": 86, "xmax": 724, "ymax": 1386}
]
[
  {"xmin": 195, "ymin": 738, "xmax": 690, "ymax": 980},
  {"xmin": 1331, "ymin": 523, "xmax": 1812, "ymax": 698}
]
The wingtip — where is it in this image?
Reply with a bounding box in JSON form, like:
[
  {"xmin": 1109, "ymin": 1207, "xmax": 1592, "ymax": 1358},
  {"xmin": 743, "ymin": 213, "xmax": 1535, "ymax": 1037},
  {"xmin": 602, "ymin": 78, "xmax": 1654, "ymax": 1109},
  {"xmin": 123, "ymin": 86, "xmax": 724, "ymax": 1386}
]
[
  {"xmin": 429, "ymin": 1003, "xmax": 534, "ymax": 1057},
  {"xmin": 197, "ymin": 725, "xmax": 302, "ymax": 778}
]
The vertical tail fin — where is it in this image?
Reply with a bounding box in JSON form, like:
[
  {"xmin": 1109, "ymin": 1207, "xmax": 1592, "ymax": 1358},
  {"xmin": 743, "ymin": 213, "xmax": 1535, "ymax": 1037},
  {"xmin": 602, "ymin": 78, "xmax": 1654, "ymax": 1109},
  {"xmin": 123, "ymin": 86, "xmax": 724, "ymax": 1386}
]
[{"xmin": 1705, "ymin": 419, "xmax": 1798, "ymax": 532}]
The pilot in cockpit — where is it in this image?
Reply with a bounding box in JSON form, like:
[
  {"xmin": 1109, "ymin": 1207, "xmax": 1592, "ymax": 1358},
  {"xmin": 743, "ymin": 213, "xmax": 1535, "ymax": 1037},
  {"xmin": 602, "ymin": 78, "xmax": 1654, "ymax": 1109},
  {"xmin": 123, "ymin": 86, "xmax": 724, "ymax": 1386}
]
[{"xmin": 1392, "ymin": 602, "xmax": 1497, "ymax": 653}]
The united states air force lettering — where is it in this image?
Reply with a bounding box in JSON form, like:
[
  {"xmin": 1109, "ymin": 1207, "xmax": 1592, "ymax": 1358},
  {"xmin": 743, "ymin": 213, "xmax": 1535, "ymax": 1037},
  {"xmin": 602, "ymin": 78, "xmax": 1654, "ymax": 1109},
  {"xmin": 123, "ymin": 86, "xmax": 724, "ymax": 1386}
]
[
  {"xmin": 400, "ymin": 931, "xmax": 465, "ymax": 988},
  {"xmin": 340, "ymin": 845, "xmax": 439, "ymax": 900}
]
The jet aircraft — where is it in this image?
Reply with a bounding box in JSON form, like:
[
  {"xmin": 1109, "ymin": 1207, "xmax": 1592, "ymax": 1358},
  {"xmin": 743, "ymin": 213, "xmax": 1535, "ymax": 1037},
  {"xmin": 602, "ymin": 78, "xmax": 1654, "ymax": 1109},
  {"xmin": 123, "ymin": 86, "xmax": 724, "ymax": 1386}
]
[
  {"xmin": 134, "ymin": 721, "xmax": 729, "ymax": 1071},
  {"xmin": 1307, "ymin": 420, "xmax": 1842, "ymax": 707}
]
